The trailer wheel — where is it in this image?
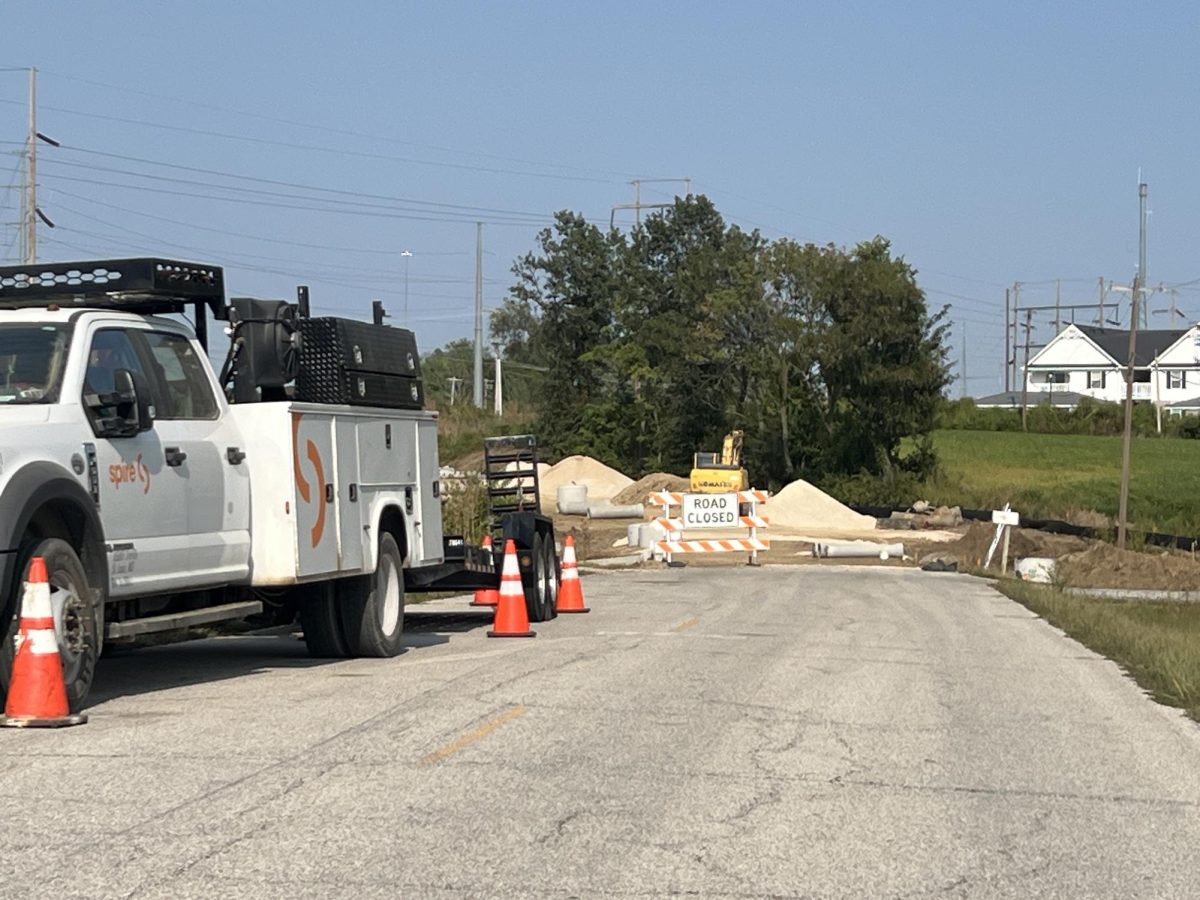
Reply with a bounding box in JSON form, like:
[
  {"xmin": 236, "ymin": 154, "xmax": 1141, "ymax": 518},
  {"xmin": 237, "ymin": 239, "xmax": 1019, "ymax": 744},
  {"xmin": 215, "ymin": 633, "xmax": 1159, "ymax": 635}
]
[
  {"xmin": 0, "ymin": 538, "xmax": 101, "ymax": 713},
  {"xmin": 543, "ymin": 537, "xmax": 559, "ymax": 619},
  {"xmin": 298, "ymin": 582, "xmax": 349, "ymax": 658},
  {"xmin": 526, "ymin": 533, "xmax": 554, "ymax": 623},
  {"xmin": 338, "ymin": 532, "xmax": 405, "ymax": 658}
]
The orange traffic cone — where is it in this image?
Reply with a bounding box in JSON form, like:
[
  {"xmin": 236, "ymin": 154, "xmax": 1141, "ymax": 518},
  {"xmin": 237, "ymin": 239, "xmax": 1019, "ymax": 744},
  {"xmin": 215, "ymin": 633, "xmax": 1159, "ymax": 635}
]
[
  {"xmin": 487, "ymin": 539, "xmax": 535, "ymax": 638},
  {"xmin": 470, "ymin": 534, "xmax": 500, "ymax": 607},
  {"xmin": 1, "ymin": 557, "xmax": 87, "ymax": 728},
  {"xmin": 555, "ymin": 535, "xmax": 589, "ymax": 614}
]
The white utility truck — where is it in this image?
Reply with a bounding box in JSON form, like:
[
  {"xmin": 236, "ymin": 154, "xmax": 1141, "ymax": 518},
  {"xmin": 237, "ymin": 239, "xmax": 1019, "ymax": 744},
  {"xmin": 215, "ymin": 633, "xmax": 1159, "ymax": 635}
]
[{"xmin": 0, "ymin": 258, "xmax": 557, "ymax": 711}]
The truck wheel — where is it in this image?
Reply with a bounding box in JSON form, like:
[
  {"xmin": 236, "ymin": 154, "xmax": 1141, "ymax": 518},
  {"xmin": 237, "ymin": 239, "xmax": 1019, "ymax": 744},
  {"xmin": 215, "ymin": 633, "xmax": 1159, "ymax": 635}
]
[
  {"xmin": 338, "ymin": 532, "xmax": 405, "ymax": 658},
  {"xmin": 0, "ymin": 538, "xmax": 101, "ymax": 713},
  {"xmin": 298, "ymin": 582, "xmax": 349, "ymax": 658}
]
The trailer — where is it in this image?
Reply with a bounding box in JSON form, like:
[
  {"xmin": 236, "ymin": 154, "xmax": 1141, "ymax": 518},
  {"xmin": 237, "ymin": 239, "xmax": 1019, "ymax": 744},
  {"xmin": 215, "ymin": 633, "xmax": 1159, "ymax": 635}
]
[{"xmin": 0, "ymin": 257, "xmax": 557, "ymax": 710}]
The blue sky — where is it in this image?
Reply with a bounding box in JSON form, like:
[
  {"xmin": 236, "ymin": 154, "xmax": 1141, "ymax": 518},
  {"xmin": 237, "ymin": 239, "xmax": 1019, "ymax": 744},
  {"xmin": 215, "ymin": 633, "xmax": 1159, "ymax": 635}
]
[{"xmin": 2, "ymin": 1, "xmax": 1198, "ymax": 392}]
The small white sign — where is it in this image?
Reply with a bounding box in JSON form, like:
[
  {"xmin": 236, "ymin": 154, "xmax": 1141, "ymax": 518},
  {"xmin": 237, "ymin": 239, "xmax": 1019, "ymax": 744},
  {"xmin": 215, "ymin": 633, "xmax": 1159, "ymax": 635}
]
[
  {"xmin": 682, "ymin": 492, "xmax": 739, "ymax": 529},
  {"xmin": 992, "ymin": 509, "xmax": 1020, "ymax": 527}
]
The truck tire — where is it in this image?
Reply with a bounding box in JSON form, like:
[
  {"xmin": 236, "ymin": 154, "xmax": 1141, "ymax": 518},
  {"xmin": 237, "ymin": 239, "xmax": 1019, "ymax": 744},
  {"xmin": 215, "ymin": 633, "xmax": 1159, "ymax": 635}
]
[
  {"xmin": 0, "ymin": 538, "xmax": 101, "ymax": 713},
  {"xmin": 298, "ymin": 581, "xmax": 350, "ymax": 658},
  {"xmin": 338, "ymin": 532, "xmax": 405, "ymax": 658}
]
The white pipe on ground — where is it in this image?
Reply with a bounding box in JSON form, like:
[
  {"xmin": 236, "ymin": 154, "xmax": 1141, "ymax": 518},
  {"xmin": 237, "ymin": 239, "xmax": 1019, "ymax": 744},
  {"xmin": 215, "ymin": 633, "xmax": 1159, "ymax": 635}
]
[{"xmin": 813, "ymin": 542, "xmax": 905, "ymax": 560}]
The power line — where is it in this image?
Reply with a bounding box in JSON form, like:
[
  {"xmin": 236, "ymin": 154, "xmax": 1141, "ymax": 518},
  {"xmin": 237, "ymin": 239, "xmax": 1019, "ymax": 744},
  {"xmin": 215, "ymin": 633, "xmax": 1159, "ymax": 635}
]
[
  {"xmin": 36, "ymin": 68, "xmax": 640, "ymax": 180},
  {"xmin": 43, "ymin": 186, "xmax": 467, "ymax": 257},
  {"xmin": 40, "ymin": 143, "xmax": 554, "ymax": 219},
  {"xmin": 39, "ymin": 171, "xmax": 546, "ymax": 227},
  {"xmin": 0, "ymin": 96, "xmax": 618, "ymax": 185}
]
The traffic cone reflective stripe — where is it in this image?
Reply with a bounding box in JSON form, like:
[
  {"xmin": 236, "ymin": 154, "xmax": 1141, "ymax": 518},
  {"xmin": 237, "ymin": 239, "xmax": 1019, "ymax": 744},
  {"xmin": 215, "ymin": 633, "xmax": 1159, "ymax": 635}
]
[
  {"xmin": 470, "ymin": 535, "xmax": 500, "ymax": 607},
  {"xmin": 1, "ymin": 556, "xmax": 88, "ymax": 728},
  {"xmin": 555, "ymin": 534, "xmax": 589, "ymax": 614},
  {"xmin": 487, "ymin": 539, "xmax": 535, "ymax": 638}
]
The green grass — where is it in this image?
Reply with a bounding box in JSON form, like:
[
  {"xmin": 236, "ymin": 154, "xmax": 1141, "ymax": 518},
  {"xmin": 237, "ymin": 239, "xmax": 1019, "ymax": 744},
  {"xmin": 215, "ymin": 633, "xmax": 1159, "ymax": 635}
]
[
  {"xmin": 925, "ymin": 430, "xmax": 1200, "ymax": 535},
  {"xmin": 1000, "ymin": 580, "xmax": 1200, "ymax": 721}
]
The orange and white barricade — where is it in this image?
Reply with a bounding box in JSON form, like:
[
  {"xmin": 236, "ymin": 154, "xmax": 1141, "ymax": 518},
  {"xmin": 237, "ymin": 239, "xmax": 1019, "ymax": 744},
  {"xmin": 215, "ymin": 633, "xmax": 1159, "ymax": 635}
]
[{"xmin": 648, "ymin": 490, "xmax": 769, "ymax": 565}]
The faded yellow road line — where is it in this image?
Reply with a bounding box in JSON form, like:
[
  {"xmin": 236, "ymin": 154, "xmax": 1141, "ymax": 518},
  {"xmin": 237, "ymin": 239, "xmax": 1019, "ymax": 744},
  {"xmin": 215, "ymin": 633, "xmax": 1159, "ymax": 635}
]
[
  {"xmin": 421, "ymin": 706, "xmax": 526, "ymax": 765},
  {"xmin": 671, "ymin": 616, "xmax": 700, "ymax": 633}
]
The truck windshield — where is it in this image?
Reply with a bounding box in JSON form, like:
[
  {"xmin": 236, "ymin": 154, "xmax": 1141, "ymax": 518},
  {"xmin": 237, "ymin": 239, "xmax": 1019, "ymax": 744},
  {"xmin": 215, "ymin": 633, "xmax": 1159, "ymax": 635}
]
[{"xmin": 0, "ymin": 324, "xmax": 71, "ymax": 404}]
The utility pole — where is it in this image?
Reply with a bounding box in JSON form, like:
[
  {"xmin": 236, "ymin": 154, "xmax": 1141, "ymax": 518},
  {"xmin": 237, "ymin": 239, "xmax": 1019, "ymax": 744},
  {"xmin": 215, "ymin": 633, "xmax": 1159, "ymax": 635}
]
[
  {"xmin": 400, "ymin": 249, "xmax": 412, "ymax": 329},
  {"xmin": 447, "ymin": 376, "xmax": 461, "ymax": 405},
  {"xmin": 1011, "ymin": 282, "xmax": 1021, "ymax": 391},
  {"xmin": 473, "ymin": 222, "xmax": 484, "ymax": 408},
  {"xmin": 960, "ymin": 321, "xmax": 967, "ymax": 398},
  {"xmin": 492, "ymin": 342, "xmax": 503, "ymax": 416},
  {"xmin": 21, "ymin": 67, "xmax": 36, "ymax": 264},
  {"xmin": 1004, "ymin": 288, "xmax": 1011, "ymax": 392},
  {"xmin": 1019, "ymin": 309, "xmax": 1033, "ymax": 430},
  {"xmin": 610, "ymin": 177, "xmax": 691, "ymax": 229},
  {"xmin": 1117, "ymin": 182, "xmax": 1148, "ymax": 549},
  {"xmin": 1054, "ymin": 279, "xmax": 1061, "ymax": 332},
  {"xmin": 1097, "ymin": 277, "xmax": 1106, "ymax": 325}
]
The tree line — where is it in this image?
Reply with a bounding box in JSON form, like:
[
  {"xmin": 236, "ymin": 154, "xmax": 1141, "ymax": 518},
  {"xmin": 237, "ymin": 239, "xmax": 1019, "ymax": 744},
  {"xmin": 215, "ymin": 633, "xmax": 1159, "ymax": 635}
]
[{"xmin": 456, "ymin": 195, "xmax": 950, "ymax": 489}]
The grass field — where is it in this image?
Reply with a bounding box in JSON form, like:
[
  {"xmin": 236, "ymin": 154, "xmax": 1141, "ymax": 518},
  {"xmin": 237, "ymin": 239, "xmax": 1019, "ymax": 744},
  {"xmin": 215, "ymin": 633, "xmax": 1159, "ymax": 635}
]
[
  {"xmin": 1001, "ymin": 581, "xmax": 1200, "ymax": 722},
  {"xmin": 926, "ymin": 430, "xmax": 1200, "ymax": 536}
]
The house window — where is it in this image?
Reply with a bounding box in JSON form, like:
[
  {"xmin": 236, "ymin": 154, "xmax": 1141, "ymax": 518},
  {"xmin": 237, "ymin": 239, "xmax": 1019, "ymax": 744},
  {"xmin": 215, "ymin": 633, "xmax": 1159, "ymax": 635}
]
[
  {"xmin": 1168, "ymin": 370, "xmax": 1187, "ymax": 390},
  {"xmin": 1041, "ymin": 371, "xmax": 1069, "ymax": 385},
  {"xmin": 1087, "ymin": 371, "xmax": 1106, "ymax": 389}
]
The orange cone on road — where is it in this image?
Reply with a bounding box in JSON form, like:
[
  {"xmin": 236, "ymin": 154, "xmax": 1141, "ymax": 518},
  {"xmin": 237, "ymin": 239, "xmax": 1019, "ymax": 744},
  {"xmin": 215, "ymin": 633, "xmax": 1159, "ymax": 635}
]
[
  {"xmin": 470, "ymin": 534, "xmax": 500, "ymax": 607},
  {"xmin": 1, "ymin": 557, "xmax": 87, "ymax": 728},
  {"xmin": 487, "ymin": 539, "xmax": 535, "ymax": 639},
  {"xmin": 555, "ymin": 535, "xmax": 589, "ymax": 614}
]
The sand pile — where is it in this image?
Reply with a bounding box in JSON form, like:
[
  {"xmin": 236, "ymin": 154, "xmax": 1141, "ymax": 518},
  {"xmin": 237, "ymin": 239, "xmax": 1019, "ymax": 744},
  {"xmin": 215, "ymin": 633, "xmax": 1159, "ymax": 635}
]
[
  {"xmin": 768, "ymin": 479, "xmax": 877, "ymax": 531},
  {"xmin": 539, "ymin": 455, "xmax": 633, "ymax": 510},
  {"xmin": 612, "ymin": 472, "xmax": 690, "ymax": 506}
]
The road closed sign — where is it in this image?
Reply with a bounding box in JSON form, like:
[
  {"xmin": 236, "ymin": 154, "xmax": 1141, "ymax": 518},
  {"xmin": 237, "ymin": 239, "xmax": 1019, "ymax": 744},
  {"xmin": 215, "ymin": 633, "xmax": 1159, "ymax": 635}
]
[{"xmin": 682, "ymin": 492, "xmax": 739, "ymax": 529}]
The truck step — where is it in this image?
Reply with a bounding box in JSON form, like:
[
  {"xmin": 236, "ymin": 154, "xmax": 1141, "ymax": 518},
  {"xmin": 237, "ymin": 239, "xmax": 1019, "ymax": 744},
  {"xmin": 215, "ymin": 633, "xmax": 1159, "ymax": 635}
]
[{"xmin": 105, "ymin": 601, "xmax": 264, "ymax": 639}]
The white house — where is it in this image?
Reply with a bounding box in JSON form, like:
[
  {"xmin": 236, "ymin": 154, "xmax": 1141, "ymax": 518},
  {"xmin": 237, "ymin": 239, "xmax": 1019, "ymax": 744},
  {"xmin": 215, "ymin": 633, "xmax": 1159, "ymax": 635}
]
[{"xmin": 1019, "ymin": 323, "xmax": 1200, "ymax": 416}]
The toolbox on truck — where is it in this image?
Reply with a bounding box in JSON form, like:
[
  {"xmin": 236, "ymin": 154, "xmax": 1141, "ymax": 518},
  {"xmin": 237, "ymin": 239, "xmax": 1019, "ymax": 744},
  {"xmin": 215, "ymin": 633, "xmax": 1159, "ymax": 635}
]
[{"xmin": 294, "ymin": 317, "xmax": 424, "ymax": 409}]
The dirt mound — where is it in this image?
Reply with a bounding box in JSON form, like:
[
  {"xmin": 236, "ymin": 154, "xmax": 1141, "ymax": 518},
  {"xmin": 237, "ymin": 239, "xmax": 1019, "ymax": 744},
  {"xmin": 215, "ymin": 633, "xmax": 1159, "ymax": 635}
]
[
  {"xmin": 1057, "ymin": 544, "xmax": 1200, "ymax": 591},
  {"xmin": 612, "ymin": 472, "xmax": 690, "ymax": 506},
  {"xmin": 538, "ymin": 455, "xmax": 633, "ymax": 510},
  {"xmin": 768, "ymin": 479, "xmax": 876, "ymax": 531},
  {"xmin": 952, "ymin": 522, "xmax": 1088, "ymax": 568}
]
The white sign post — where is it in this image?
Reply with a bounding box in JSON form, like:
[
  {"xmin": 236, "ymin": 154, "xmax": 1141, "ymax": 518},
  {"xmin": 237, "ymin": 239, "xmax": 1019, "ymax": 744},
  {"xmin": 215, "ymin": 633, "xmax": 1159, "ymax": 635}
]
[{"xmin": 986, "ymin": 505, "xmax": 1021, "ymax": 572}]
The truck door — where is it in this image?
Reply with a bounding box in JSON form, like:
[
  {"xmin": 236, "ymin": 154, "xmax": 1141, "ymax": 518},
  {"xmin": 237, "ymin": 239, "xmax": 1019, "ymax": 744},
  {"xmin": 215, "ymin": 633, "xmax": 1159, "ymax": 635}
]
[
  {"xmin": 140, "ymin": 330, "xmax": 251, "ymax": 585},
  {"xmin": 83, "ymin": 327, "xmax": 190, "ymax": 595}
]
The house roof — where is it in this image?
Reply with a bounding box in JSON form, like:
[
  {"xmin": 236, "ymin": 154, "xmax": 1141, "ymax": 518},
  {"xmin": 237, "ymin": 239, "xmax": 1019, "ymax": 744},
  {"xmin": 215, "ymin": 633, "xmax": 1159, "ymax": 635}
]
[
  {"xmin": 1168, "ymin": 396, "xmax": 1200, "ymax": 409},
  {"xmin": 974, "ymin": 390, "xmax": 1091, "ymax": 409},
  {"xmin": 1074, "ymin": 324, "xmax": 1188, "ymax": 367}
]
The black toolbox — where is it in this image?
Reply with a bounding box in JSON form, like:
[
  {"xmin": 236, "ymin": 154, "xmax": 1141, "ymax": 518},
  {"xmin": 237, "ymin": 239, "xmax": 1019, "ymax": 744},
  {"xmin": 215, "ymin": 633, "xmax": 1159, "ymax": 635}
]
[{"xmin": 295, "ymin": 317, "xmax": 424, "ymax": 409}]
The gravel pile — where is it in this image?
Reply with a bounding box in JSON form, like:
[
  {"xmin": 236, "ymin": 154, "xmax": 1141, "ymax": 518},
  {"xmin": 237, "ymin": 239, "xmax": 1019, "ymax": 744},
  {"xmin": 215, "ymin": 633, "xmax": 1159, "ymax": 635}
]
[{"xmin": 539, "ymin": 456, "xmax": 634, "ymax": 511}]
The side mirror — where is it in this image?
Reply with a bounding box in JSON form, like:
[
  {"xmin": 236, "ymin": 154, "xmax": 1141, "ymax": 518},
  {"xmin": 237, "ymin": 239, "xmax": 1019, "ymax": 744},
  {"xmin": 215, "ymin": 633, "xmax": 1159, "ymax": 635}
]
[{"xmin": 86, "ymin": 368, "xmax": 153, "ymax": 437}]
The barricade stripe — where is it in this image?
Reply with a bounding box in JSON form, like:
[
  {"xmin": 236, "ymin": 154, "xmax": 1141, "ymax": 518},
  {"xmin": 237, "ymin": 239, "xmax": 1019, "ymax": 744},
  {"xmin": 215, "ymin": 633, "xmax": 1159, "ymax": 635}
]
[{"xmin": 657, "ymin": 539, "xmax": 771, "ymax": 553}]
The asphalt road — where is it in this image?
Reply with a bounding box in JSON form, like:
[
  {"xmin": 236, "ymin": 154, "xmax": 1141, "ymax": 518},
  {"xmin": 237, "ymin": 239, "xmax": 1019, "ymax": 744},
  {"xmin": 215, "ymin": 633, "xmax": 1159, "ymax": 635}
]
[{"xmin": 2, "ymin": 565, "xmax": 1200, "ymax": 899}]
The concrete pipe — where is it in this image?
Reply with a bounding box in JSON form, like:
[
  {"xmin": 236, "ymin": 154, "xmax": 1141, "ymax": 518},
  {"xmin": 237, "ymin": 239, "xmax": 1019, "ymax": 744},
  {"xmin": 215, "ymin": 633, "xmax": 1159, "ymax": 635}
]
[
  {"xmin": 587, "ymin": 503, "xmax": 646, "ymax": 519},
  {"xmin": 556, "ymin": 484, "xmax": 589, "ymax": 516}
]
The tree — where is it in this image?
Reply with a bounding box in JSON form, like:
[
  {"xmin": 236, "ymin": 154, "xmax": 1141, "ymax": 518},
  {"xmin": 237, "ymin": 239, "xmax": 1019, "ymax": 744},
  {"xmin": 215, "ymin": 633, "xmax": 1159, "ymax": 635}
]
[
  {"xmin": 498, "ymin": 197, "xmax": 950, "ymax": 489},
  {"xmin": 499, "ymin": 211, "xmax": 625, "ymax": 460}
]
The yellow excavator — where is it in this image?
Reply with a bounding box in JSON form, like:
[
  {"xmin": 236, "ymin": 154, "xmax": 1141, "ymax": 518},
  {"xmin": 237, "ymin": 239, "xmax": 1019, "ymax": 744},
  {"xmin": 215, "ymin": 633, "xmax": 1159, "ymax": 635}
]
[{"xmin": 690, "ymin": 430, "xmax": 748, "ymax": 493}]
